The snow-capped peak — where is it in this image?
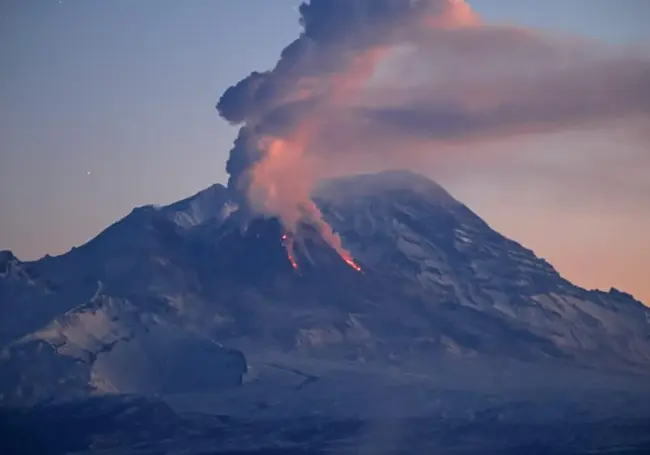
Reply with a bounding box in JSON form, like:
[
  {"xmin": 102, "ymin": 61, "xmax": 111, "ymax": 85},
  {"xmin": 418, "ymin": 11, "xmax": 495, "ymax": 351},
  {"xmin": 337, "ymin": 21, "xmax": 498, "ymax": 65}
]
[{"xmin": 314, "ymin": 170, "xmax": 457, "ymax": 206}]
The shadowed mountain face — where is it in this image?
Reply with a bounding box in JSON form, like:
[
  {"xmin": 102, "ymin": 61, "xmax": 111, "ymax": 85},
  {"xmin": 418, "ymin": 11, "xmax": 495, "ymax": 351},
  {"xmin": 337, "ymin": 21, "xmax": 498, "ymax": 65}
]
[{"xmin": 1, "ymin": 170, "xmax": 649, "ymax": 409}]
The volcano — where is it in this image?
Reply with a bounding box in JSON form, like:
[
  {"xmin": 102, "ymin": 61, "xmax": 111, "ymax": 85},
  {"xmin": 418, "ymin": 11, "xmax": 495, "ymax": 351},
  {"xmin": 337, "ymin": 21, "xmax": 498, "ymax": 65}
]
[{"xmin": 1, "ymin": 171, "xmax": 650, "ymax": 415}]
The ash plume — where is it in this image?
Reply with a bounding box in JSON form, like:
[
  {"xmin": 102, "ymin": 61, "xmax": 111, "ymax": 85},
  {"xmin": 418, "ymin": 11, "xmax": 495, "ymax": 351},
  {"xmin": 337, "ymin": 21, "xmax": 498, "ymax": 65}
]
[
  {"xmin": 216, "ymin": 0, "xmax": 477, "ymax": 256},
  {"xmin": 216, "ymin": 0, "xmax": 650, "ymax": 253}
]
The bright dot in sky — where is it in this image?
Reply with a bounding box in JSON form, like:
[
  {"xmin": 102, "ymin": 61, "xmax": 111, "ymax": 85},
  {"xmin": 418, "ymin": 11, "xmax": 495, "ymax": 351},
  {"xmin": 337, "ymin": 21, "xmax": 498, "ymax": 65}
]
[{"xmin": 86, "ymin": 171, "xmax": 92, "ymax": 176}]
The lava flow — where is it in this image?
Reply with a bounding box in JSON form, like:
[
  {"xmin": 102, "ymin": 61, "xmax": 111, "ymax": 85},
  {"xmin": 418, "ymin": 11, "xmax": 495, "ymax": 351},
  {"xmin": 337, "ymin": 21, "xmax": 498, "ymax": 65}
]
[
  {"xmin": 281, "ymin": 232, "xmax": 361, "ymax": 273},
  {"xmin": 342, "ymin": 255, "xmax": 363, "ymax": 273},
  {"xmin": 281, "ymin": 233, "xmax": 299, "ymax": 270}
]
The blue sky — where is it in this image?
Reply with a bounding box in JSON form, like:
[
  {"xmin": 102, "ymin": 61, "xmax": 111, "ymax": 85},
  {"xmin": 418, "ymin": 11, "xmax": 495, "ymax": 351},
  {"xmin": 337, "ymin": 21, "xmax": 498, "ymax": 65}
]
[
  {"xmin": 1, "ymin": 1, "xmax": 649, "ymax": 301},
  {"xmin": 472, "ymin": 0, "xmax": 650, "ymax": 45}
]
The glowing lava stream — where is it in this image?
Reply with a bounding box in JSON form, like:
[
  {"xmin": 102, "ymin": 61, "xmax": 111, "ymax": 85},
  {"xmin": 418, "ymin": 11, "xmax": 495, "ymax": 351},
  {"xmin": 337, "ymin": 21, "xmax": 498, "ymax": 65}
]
[
  {"xmin": 281, "ymin": 234, "xmax": 299, "ymax": 270},
  {"xmin": 343, "ymin": 256, "xmax": 363, "ymax": 273},
  {"xmin": 281, "ymin": 233, "xmax": 362, "ymax": 273}
]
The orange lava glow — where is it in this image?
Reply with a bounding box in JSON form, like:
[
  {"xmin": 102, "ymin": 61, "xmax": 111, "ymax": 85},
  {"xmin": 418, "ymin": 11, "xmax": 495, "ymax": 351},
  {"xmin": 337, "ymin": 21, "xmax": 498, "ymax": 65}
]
[
  {"xmin": 342, "ymin": 255, "xmax": 362, "ymax": 273},
  {"xmin": 281, "ymin": 233, "xmax": 299, "ymax": 270},
  {"xmin": 288, "ymin": 253, "xmax": 299, "ymax": 270}
]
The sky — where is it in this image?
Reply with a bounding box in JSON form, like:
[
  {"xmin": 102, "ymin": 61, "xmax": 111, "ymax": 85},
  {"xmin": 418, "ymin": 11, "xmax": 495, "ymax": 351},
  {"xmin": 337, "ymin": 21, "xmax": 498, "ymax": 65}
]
[{"xmin": 1, "ymin": 1, "xmax": 649, "ymax": 303}]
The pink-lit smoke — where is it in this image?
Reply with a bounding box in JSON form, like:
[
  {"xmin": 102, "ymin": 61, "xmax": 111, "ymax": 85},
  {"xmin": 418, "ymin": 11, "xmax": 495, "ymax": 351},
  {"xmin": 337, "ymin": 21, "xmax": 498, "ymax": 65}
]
[{"xmin": 216, "ymin": 0, "xmax": 650, "ymax": 254}]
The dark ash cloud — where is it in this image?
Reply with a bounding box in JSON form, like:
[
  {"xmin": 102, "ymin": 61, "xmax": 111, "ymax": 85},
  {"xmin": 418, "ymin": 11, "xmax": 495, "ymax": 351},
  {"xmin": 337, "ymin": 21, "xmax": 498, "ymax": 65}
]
[{"xmin": 214, "ymin": 0, "xmax": 650, "ymax": 232}]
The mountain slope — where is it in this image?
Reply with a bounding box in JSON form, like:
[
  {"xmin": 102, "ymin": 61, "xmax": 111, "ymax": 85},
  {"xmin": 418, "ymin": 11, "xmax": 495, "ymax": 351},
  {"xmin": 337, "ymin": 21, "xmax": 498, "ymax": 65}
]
[
  {"xmin": 317, "ymin": 172, "xmax": 650, "ymax": 367},
  {"xmin": 1, "ymin": 170, "xmax": 649, "ymax": 408}
]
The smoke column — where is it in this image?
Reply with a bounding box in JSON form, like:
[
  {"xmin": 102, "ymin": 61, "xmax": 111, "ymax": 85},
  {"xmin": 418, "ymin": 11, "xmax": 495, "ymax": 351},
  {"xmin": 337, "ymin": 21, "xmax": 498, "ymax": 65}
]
[
  {"xmin": 216, "ymin": 0, "xmax": 649, "ymax": 272},
  {"xmin": 216, "ymin": 0, "xmax": 477, "ymax": 260}
]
